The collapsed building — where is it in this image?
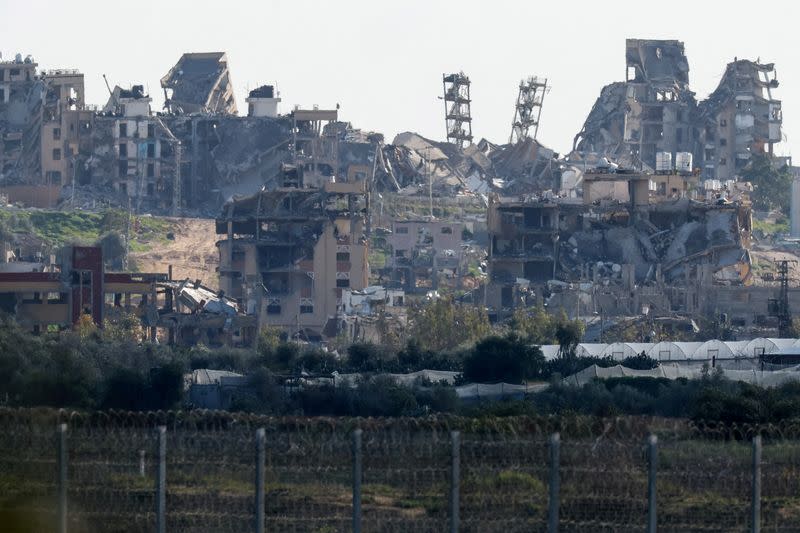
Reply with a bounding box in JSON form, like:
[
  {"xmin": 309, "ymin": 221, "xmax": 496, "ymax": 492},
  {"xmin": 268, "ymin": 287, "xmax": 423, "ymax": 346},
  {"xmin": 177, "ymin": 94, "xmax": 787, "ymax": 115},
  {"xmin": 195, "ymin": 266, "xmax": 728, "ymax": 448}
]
[
  {"xmin": 485, "ymin": 168, "xmax": 760, "ymax": 324},
  {"xmin": 574, "ymin": 39, "xmax": 782, "ymax": 180},
  {"xmin": 0, "ymin": 51, "xmax": 295, "ymax": 213},
  {"xmin": 160, "ymin": 52, "xmax": 237, "ymax": 115}
]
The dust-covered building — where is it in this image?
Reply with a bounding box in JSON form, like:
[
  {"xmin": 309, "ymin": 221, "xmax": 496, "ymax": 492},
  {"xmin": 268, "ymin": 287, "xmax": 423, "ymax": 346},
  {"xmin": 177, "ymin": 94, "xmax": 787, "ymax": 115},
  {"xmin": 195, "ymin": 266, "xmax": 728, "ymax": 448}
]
[
  {"xmin": 573, "ymin": 39, "xmax": 783, "ymax": 179},
  {"xmin": 698, "ymin": 59, "xmax": 782, "ymax": 180},
  {"xmin": 216, "ymin": 109, "xmax": 372, "ymax": 340},
  {"xmin": 160, "ymin": 52, "xmax": 237, "ymax": 115},
  {"xmin": 485, "ymin": 169, "xmax": 753, "ymax": 322}
]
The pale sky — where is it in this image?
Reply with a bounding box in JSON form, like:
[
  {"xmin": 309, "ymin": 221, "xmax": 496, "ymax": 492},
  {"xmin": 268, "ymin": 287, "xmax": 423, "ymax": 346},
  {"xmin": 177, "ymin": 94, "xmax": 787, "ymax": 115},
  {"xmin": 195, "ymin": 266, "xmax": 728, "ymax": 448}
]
[{"xmin": 2, "ymin": 0, "xmax": 799, "ymax": 158}]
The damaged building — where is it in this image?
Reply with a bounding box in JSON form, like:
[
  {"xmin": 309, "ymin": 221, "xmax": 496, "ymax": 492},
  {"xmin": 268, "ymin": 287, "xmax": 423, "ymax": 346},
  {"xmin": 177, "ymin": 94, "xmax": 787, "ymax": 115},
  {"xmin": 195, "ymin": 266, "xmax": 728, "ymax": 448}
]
[
  {"xmin": 0, "ymin": 54, "xmax": 92, "ymax": 206},
  {"xmin": 385, "ymin": 219, "xmax": 464, "ymax": 292},
  {"xmin": 0, "ymin": 244, "xmax": 255, "ymax": 346},
  {"xmin": 485, "ymin": 167, "xmax": 754, "ymax": 323},
  {"xmin": 698, "ymin": 59, "xmax": 782, "ymax": 180},
  {"xmin": 160, "ymin": 52, "xmax": 237, "ymax": 115},
  {"xmin": 216, "ymin": 109, "xmax": 371, "ymax": 340},
  {"xmin": 573, "ymin": 39, "xmax": 782, "ymax": 179}
]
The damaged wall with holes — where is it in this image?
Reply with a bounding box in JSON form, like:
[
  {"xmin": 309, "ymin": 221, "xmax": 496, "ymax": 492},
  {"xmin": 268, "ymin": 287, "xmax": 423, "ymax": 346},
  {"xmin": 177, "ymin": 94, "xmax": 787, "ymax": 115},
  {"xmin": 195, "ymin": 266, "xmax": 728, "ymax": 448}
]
[
  {"xmin": 215, "ymin": 152, "xmax": 371, "ymax": 340},
  {"xmin": 573, "ymin": 39, "xmax": 782, "ymax": 178},
  {"xmin": 0, "ymin": 55, "xmax": 90, "ymax": 199},
  {"xmin": 485, "ymin": 169, "xmax": 753, "ymax": 322}
]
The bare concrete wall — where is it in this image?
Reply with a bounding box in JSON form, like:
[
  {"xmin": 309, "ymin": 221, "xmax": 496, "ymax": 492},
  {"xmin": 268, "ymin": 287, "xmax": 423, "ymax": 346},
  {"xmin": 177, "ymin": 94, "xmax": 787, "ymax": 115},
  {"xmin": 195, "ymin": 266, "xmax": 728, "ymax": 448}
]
[{"xmin": 0, "ymin": 185, "xmax": 61, "ymax": 207}]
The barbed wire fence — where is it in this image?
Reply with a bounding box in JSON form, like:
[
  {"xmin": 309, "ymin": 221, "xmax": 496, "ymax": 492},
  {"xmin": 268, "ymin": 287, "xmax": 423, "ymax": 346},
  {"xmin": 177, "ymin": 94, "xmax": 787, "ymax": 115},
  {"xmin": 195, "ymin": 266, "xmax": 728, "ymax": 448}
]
[{"xmin": 2, "ymin": 409, "xmax": 800, "ymax": 532}]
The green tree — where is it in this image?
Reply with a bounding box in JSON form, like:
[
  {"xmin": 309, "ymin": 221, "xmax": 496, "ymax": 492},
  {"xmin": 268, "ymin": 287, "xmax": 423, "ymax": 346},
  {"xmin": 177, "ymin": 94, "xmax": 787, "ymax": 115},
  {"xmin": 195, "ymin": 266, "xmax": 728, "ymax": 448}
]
[
  {"xmin": 96, "ymin": 231, "xmax": 127, "ymax": 270},
  {"xmin": 742, "ymin": 154, "xmax": 793, "ymax": 213},
  {"xmin": 408, "ymin": 297, "xmax": 490, "ymax": 352},
  {"xmin": 463, "ymin": 334, "xmax": 545, "ymax": 384}
]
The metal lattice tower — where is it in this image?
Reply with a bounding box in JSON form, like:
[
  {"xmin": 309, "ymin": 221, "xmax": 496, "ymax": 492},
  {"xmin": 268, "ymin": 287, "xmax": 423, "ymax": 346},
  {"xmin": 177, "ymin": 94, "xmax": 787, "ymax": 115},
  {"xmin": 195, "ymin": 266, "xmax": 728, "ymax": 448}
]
[
  {"xmin": 442, "ymin": 72, "xmax": 473, "ymax": 148},
  {"xmin": 509, "ymin": 76, "xmax": 548, "ymax": 144}
]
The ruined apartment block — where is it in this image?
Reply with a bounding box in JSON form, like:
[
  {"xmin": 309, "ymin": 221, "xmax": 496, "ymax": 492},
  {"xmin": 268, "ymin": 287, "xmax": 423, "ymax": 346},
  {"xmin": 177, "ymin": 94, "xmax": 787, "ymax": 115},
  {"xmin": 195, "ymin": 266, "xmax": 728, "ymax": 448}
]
[
  {"xmin": 0, "ymin": 55, "xmax": 41, "ymax": 184},
  {"xmin": 386, "ymin": 219, "xmax": 464, "ymax": 292},
  {"xmin": 79, "ymin": 56, "xmax": 293, "ymax": 213},
  {"xmin": 574, "ymin": 39, "xmax": 782, "ymax": 179},
  {"xmin": 698, "ymin": 60, "xmax": 782, "ymax": 180},
  {"xmin": 216, "ymin": 108, "xmax": 373, "ymax": 340},
  {"xmin": 0, "ymin": 54, "xmax": 94, "ymax": 205},
  {"xmin": 486, "ymin": 168, "xmax": 752, "ymax": 322}
]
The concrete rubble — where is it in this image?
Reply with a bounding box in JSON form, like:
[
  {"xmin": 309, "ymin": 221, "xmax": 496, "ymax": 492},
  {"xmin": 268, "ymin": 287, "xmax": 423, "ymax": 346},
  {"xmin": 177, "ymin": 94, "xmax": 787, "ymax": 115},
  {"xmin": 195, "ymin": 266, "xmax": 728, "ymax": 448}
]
[
  {"xmin": 574, "ymin": 39, "xmax": 781, "ymax": 181},
  {"xmin": 0, "ymin": 41, "xmax": 797, "ymax": 344}
]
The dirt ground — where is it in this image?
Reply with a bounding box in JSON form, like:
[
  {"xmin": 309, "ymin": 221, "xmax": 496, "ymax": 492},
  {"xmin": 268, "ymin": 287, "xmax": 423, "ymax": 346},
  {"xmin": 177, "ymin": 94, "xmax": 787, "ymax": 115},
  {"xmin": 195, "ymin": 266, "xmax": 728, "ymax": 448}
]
[
  {"xmin": 750, "ymin": 250, "xmax": 800, "ymax": 285},
  {"xmin": 130, "ymin": 217, "xmax": 220, "ymax": 290}
]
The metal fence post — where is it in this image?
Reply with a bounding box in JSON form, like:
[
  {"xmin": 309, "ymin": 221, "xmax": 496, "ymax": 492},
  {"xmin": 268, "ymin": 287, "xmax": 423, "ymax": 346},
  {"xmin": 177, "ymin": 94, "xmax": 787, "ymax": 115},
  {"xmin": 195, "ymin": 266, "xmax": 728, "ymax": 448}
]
[
  {"xmin": 255, "ymin": 428, "xmax": 266, "ymax": 533},
  {"xmin": 752, "ymin": 435, "xmax": 762, "ymax": 533},
  {"xmin": 57, "ymin": 423, "xmax": 67, "ymax": 533},
  {"xmin": 547, "ymin": 432, "xmax": 560, "ymax": 533},
  {"xmin": 155, "ymin": 426, "xmax": 166, "ymax": 533},
  {"xmin": 450, "ymin": 431, "xmax": 461, "ymax": 533},
  {"xmin": 352, "ymin": 428, "xmax": 363, "ymax": 533},
  {"xmin": 647, "ymin": 434, "xmax": 658, "ymax": 533}
]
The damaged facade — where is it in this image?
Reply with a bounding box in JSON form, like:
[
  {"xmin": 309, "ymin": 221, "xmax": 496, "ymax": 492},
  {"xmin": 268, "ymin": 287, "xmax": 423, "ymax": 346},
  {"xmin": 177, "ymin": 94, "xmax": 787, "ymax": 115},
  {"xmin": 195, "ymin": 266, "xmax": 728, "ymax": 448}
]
[
  {"xmin": 574, "ymin": 39, "xmax": 782, "ymax": 179},
  {"xmin": 0, "ymin": 244, "xmax": 254, "ymax": 346},
  {"xmin": 385, "ymin": 219, "xmax": 464, "ymax": 292},
  {"xmin": 486, "ymin": 168, "xmax": 753, "ymax": 323},
  {"xmin": 0, "ymin": 54, "xmax": 90, "ymax": 196},
  {"xmin": 216, "ymin": 108, "xmax": 372, "ymax": 340}
]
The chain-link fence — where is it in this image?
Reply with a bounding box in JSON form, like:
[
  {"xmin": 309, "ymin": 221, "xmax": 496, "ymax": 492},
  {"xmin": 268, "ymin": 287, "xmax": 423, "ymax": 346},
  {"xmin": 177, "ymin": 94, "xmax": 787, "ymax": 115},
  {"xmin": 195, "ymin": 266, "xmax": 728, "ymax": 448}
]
[{"xmin": 2, "ymin": 409, "xmax": 800, "ymax": 532}]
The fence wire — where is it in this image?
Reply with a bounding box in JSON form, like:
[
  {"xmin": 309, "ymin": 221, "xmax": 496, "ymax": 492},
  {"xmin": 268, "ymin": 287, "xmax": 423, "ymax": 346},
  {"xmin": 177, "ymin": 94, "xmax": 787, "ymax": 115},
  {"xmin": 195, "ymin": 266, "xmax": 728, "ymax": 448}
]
[{"xmin": 4, "ymin": 409, "xmax": 800, "ymax": 532}]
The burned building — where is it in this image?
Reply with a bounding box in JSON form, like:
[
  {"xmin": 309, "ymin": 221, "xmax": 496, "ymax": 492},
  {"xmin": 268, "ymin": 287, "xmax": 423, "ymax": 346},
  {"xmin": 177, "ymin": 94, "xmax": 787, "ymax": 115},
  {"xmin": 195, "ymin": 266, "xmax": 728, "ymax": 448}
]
[
  {"xmin": 573, "ymin": 39, "xmax": 783, "ymax": 179},
  {"xmin": 160, "ymin": 52, "xmax": 237, "ymax": 115},
  {"xmin": 216, "ymin": 110, "xmax": 371, "ymax": 340}
]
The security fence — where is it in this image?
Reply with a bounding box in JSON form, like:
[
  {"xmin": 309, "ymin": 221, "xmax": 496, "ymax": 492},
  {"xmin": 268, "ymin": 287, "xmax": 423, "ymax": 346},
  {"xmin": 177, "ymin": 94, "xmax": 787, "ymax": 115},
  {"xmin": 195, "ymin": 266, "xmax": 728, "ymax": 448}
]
[{"xmin": 2, "ymin": 409, "xmax": 800, "ymax": 532}]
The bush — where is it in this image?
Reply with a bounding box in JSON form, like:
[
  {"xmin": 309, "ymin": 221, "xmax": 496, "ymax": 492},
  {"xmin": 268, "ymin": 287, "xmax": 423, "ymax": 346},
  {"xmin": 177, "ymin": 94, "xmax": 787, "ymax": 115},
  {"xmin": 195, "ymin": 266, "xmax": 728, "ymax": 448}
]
[{"xmin": 463, "ymin": 334, "xmax": 544, "ymax": 384}]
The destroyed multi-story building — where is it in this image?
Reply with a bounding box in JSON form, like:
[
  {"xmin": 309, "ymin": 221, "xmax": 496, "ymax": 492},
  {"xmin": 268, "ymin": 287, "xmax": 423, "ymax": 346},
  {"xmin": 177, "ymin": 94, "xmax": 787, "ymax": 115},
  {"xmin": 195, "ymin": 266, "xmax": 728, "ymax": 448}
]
[
  {"xmin": 0, "ymin": 54, "xmax": 40, "ymax": 182},
  {"xmin": 485, "ymin": 167, "xmax": 753, "ymax": 322},
  {"xmin": 0, "ymin": 54, "xmax": 97, "ymax": 207},
  {"xmin": 160, "ymin": 52, "xmax": 237, "ymax": 115},
  {"xmin": 574, "ymin": 39, "xmax": 782, "ymax": 179},
  {"xmin": 697, "ymin": 60, "xmax": 782, "ymax": 180},
  {"xmin": 386, "ymin": 219, "xmax": 463, "ymax": 292},
  {"xmin": 216, "ymin": 108, "xmax": 373, "ymax": 340},
  {"xmin": 78, "ymin": 54, "xmax": 293, "ymax": 213}
]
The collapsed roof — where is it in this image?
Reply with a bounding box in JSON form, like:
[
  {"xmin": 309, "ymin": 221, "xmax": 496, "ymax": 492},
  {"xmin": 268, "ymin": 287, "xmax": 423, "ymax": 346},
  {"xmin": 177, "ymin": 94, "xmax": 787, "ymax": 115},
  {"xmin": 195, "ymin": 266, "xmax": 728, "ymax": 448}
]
[
  {"xmin": 160, "ymin": 52, "xmax": 237, "ymax": 115},
  {"xmin": 376, "ymin": 131, "xmax": 567, "ymax": 198}
]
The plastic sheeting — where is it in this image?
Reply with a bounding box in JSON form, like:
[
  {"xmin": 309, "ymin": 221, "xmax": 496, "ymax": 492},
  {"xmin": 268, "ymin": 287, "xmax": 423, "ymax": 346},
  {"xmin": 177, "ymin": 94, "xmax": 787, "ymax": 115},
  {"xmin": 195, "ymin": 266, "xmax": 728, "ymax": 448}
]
[{"xmin": 564, "ymin": 363, "xmax": 800, "ymax": 388}]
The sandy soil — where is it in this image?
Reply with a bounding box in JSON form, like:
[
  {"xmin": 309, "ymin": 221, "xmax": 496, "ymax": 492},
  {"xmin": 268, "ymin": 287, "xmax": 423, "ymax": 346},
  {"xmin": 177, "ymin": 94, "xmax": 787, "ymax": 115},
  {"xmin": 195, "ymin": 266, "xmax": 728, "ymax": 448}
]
[{"xmin": 130, "ymin": 217, "xmax": 220, "ymax": 290}]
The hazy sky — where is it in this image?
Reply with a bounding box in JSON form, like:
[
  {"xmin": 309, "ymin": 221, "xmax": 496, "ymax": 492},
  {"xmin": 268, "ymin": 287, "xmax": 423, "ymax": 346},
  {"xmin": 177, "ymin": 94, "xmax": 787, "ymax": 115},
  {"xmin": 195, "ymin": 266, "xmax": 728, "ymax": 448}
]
[{"xmin": 2, "ymin": 0, "xmax": 799, "ymax": 158}]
